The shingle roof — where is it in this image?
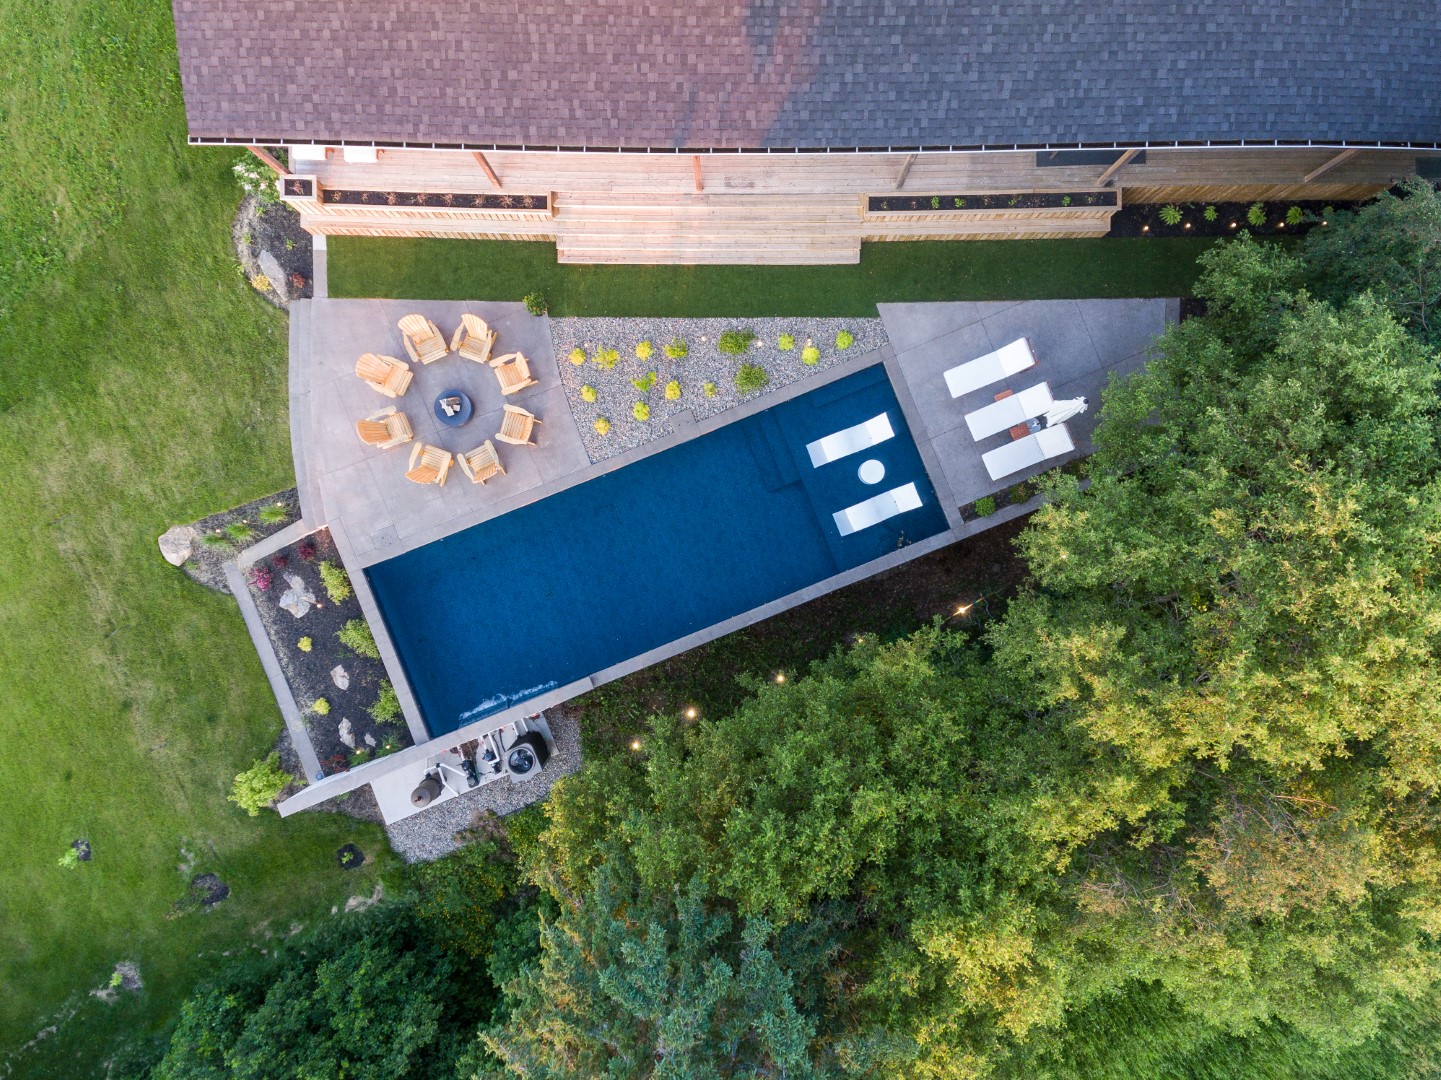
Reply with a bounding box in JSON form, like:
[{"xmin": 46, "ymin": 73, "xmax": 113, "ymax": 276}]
[{"xmin": 172, "ymin": 1, "xmax": 1441, "ymax": 149}]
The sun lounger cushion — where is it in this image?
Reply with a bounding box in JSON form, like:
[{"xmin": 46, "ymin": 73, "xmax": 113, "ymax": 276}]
[
  {"xmin": 982, "ymin": 423, "xmax": 1075, "ymax": 481},
  {"xmin": 944, "ymin": 338, "xmax": 1037, "ymax": 399},
  {"xmin": 806, "ymin": 413, "xmax": 895, "ymax": 468},
  {"xmin": 964, "ymin": 383, "xmax": 1055, "ymax": 441},
  {"xmin": 833, "ymin": 482, "xmax": 923, "ymax": 537}
]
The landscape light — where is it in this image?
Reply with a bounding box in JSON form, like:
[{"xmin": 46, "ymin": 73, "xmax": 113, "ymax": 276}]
[
  {"xmin": 630, "ymin": 738, "xmax": 642, "ymax": 751},
  {"xmin": 954, "ymin": 602, "xmax": 974, "ymax": 617},
  {"xmin": 774, "ymin": 672, "xmax": 786, "ymax": 684},
  {"xmin": 684, "ymin": 707, "xmax": 698, "ymax": 720},
  {"xmin": 1141, "ymin": 225, "xmax": 1149, "ymax": 232}
]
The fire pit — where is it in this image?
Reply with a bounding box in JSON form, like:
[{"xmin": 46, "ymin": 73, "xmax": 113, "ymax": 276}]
[{"xmin": 434, "ymin": 389, "xmax": 473, "ymax": 427}]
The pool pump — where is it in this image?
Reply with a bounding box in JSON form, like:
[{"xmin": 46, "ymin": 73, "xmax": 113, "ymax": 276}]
[{"xmin": 505, "ymin": 732, "xmax": 550, "ymax": 778}]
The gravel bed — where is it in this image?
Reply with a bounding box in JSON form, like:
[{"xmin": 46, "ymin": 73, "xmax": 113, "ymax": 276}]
[
  {"xmin": 549, "ymin": 316, "xmax": 888, "ymax": 463},
  {"xmin": 384, "ymin": 709, "xmax": 581, "ymax": 863}
]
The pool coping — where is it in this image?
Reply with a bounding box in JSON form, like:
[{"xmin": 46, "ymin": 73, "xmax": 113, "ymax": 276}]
[{"xmin": 276, "ymin": 342, "xmax": 963, "ymax": 815}]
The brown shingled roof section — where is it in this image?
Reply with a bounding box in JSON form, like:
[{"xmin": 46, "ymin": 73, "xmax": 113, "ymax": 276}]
[{"xmin": 172, "ymin": 0, "xmax": 1441, "ymax": 148}]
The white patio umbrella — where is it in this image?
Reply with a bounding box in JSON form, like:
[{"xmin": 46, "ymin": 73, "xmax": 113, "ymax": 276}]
[{"xmin": 1043, "ymin": 396, "xmax": 1089, "ymax": 427}]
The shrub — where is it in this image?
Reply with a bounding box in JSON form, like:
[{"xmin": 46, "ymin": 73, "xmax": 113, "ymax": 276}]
[
  {"xmin": 664, "ymin": 338, "xmax": 689, "ymax": 360},
  {"xmin": 310, "ymin": 697, "xmax": 331, "ymax": 716},
  {"xmin": 591, "ymin": 347, "xmax": 621, "ymax": 369},
  {"xmin": 632, "ymin": 401, "xmax": 651, "ymax": 422},
  {"xmin": 298, "ymin": 541, "xmax": 317, "ymax": 561},
  {"xmin": 778, "ymin": 333, "xmax": 795, "ymax": 351},
  {"xmin": 318, "ymin": 560, "xmax": 352, "ymax": 603},
  {"xmin": 1203, "ymin": 204, "xmax": 1218, "ymax": 222},
  {"xmin": 246, "ymin": 566, "xmax": 273, "ymax": 591},
  {"xmin": 1061, "ymin": 195, "xmax": 1072, "ymax": 207},
  {"xmin": 259, "ymin": 504, "xmax": 289, "ymax": 525},
  {"xmin": 337, "ymin": 618, "xmax": 379, "ymax": 659},
  {"xmin": 1247, "ymin": 201, "xmax": 1267, "ymax": 227},
  {"xmin": 636, "ymin": 340, "xmax": 654, "ymax": 360},
  {"xmin": 1323, "ymin": 205, "xmax": 1336, "ymax": 220},
  {"xmin": 270, "ymin": 553, "xmax": 288, "ymax": 569},
  {"xmin": 567, "ymin": 347, "xmax": 586, "ymax": 366},
  {"xmin": 580, "ymin": 384, "xmax": 597, "ymax": 403},
  {"xmin": 225, "ymin": 521, "xmax": 256, "ymax": 543},
  {"xmin": 632, "ymin": 371, "xmax": 657, "ymax": 393},
  {"xmin": 297, "ymin": 637, "xmax": 312, "ymax": 653},
  {"xmin": 57, "ymin": 847, "xmax": 81, "ymax": 871},
  {"xmin": 664, "ymin": 380, "xmax": 682, "ymax": 401},
  {"xmin": 703, "ymin": 382, "xmax": 717, "ymax": 397},
  {"xmin": 718, "ymin": 329, "xmax": 756, "ymax": 355},
  {"xmin": 1007, "ymin": 481, "xmax": 1036, "ymax": 504},
  {"xmin": 249, "ymin": 273, "xmax": 272, "ymax": 294},
  {"xmin": 735, "ymin": 364, "xmax": 769, "ymax": 393},
  {"xmin": 232, "ymin": 155, "xmax": 278, "ymax": 205},
  {"xmin": 974, "ymin": 496, "xmax": 997, "ymax": 517},
  {"xmin": 954, "ymin": 197, "xmax": 966, "ymax": 208},
  {"xmin": 801, "ymin": 345, "xmax": 821, "ymax": 365},
  {"xmin": 369, "ymin": 681, "xmax": 402, "ymax": 725},
  {"xmin": 835, "ymin": 329, "xmax": 854, "ymax": 350},
  {"xmin": 1285, "ymin": 205, "xmax": 1304, "ymax": 226},
  {"xmin": 229, "ymin": 753, "xmax": 291, "ymax": 816},
  {"xmin": 523, "ymin": 292, "xmax": 547, "ymax": 316},
  {"xmin": 594, "ymin": 417, "xmax": 612, "ymax": 435},
  {"xmin": 1159, "ymin": 204, "xmax": 1183, "ymax": 226}
]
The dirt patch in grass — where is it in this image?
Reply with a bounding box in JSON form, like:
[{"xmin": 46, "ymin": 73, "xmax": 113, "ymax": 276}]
[{"xmin": 568, "ymin": 518, "xmax": 1031, "ymax": 756}]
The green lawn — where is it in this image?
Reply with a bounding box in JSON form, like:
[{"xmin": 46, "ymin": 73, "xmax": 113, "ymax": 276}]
[
  {"xmin": 329, "ymin": 236, "xmax": 1219, "ymax": 315},
  {"xmin": 0, "ymin": 2, "xmax": 391, "ymax": 1075}
]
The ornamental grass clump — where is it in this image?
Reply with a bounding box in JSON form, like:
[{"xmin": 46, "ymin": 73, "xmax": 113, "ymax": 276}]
[
  {"xmin": 778, "ymin": 333, "xmax": 795, "ymax": 351},
  {"xmin": 594, "ymin": 417, "xmax": 612, "ymax": 435},
  {"xmin": 664, "ymin": 380, "xmax": 682, "ymax": 401},
  {"xmin": 801, "ymin": 344, "xmax": 821, "ymax": 365},
  {"xmin": 310, "ymin": 697, "xmax": 331, "ymax": 716},
  {"xmin": 703, "ymin": 382, "xmax": 717, "ymax": 397},
  {"xmin": 580, "ymin": 385, "xmax": 598, "ymax": 403},
  {"xmin": 592, "ymin": 346, "xmax": 621, "ymax": 369},
  {"xmin": 632, "ymin": 371, "xmax": 657, "ymax": 393},
  {"xmin": 835, "ymin": 329, "xmax": 854, "ymax": 350},
  {"xmin": 636, "ymin": 340, "xmax": 654, "ymax": 359},
  {"xmin": 735, "ymin": 364, "xmax": 769, "ymax": 393},
  {"xmin": 337, "ymin": 618, "xmax": 379, "ymax": 659},
  {"xmin": 718, "ymin": 329, "xmax": 756, "ymax": 354},
  {"xmin": 1247, "ymin": 201, "xmax": 1267, "ymax": 227},
  {"xmin": 664, "ymin": 338, "xmax": 689, "ymax": 360},
  {"xmin": 318, "ymin": 560, "xmax": 352, "ymax": 603},
  {"xmin": 633, "ymin": 402, "xmax": 651, "ymax": 422},
  {"xmin": 567, "ymin": 347, "xmax": 586, "ymax": 366},
  {"xmin": 259, "ymin": 504, "xmax": 289, "ymax": 525}
]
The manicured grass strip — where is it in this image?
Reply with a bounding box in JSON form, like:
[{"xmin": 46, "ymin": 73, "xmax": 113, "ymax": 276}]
[{"xmin": 329, "ymin": 237, "xmax": 1221, "ymax": 315}]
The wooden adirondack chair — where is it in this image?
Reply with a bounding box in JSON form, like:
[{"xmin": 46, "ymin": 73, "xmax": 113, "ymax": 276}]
[
  {"xmin": 449, "ymin": 313, "xmax": 497, "ymax": 364},
  {"xmin": 405, "ymin": 443, "xmax": 453, "ymax": 486},
  {"xmin": 495, "ymin": 404, "xmax": 541, "ymax": 446},
  {"xmin": 457, "ymin": 440, "xmax": 505, "ymax": 484},
  {"xmin": 490, "ymin": 351, "xmax": 539, "ymax": 395},
  {"xmin": 355, "ymin": 352, "xmax": 413, "ymax": 398},
  {"xmin": 355, "ymin": 406, "xmax": 414, "ymax": 449},
  {"xmin": 398, "ymin": 314, "xmax": 448, "ymax": 364}
]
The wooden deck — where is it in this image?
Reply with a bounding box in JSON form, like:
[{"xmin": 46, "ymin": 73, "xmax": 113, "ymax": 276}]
[{"xmin": 286, "ymin": 146, "xmax": 1427, "ymax": 263}]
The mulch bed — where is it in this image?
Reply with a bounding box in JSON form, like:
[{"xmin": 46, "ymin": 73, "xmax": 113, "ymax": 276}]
[
  {"xmin": 868, "ymin": 191, "xmax": 1116, "ymax": 212},
  {"xmin": 234, "ymin": 197, "xmax": 313, "ymax": 309},
  {"xmin": 1108, "ymin": 199, "xmax": 1358, "ymax": 239},
  {"xmin": 321, "ymin": 189, "xmax": 547, "ymax": 210},
  {"xmin": 244, "ymin": 528, "xmax": 412, "ymax": 776},
  {"xmin": 180, "ymin": 488, "xmax": 300, "ymax": 594}
]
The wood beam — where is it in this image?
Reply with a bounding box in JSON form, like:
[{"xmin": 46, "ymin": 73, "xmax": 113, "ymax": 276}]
[
  {"xmin": 246, "ymin": 145, "xmax": 287, "ymax": 176},
  {"xmin": 692, "ymin": 155, "xmax": 704, "ymax": 192},
  {"xmin": 1303, "ymin": 148, "xmax": 1361, "ymax": 184},
  {"xmin": 471, "ymin": 151, "xmax": 502, "ymax": 188},
  {"xmin": 895, "ymin": 153, "xmax": 917, "ymax": 190},
  {"xmin": 1097, "ymin": 148, "xmax": 1141, "ymax": 187}
]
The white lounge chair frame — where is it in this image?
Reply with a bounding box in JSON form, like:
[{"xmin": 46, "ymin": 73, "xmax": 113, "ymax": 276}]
[
  {"xmin": 964, "ymin": 383, "xmax": 1055, "ymax": 441},
  {"xmin": 805, "ymin": 412, "xmax": 895, "ymax": 468},
  {"xmin": 982, "ymin": 423, "xmax": 1075, "ymax": 481},
  {"xmin": 832, "ymin": 482, "xmax": 923, "ymax": 537},
  {"xmin": 943, "ymin": 338, "xmax": 1037, "ymax": 399}
]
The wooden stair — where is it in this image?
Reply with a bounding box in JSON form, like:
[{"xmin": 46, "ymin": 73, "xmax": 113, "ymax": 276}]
[{"xmin": 552, "ymin": 192, "xmax": 863, "ymax": 265}]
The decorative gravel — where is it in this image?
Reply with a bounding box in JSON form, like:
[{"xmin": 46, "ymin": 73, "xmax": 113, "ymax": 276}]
[
  {"xmin": 549, "ymin": 317, "xmax": 888, "ymax": 463},
  {"xmin": 383, "ymin": 709, "xmax": 582, "ymax": 863}
]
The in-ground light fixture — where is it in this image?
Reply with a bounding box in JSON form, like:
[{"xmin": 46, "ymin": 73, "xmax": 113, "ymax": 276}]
[
  {"xmin": 774, "ymin": 672, "xmax": 786, "ymax": 684},
  {"xmin": 684, "ymin": 707, "xmax": 698, "ymax": 720},
  {"xmin": 630, "ymin": 738, "xmax": 642, "ymax": 751}
]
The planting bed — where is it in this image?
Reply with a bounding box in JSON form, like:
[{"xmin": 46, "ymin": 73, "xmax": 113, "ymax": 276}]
[
  {"xmin": 234, "ymin": 198, "xmax": 313, "ymax": 308},
  {"xmin": 1109, "ymin": 199, "xmax": 1359, "ymax": 239},
  {"xmin": 321, "ymin": 189, "xmax": 548, "ymax": 210},
  {"xmin": 868, "ymin": 191, "xmax": 1116, "ymax": 212},
  {"xmin": 243, "ymin": 528, "xmax": 412, "ymax": 775},
  {"xmin": 176, "ymin": 488, "xmax": 300, "ymax": 593}
]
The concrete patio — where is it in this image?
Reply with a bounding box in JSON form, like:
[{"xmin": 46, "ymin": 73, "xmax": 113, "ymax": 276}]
[
  {"xmin": 879, "ymin": 299, "xmax": 1178, "ymax": 511},
  {"xmin": 291, "ymin": 300, "xmax": 591, "ymax": 565}
]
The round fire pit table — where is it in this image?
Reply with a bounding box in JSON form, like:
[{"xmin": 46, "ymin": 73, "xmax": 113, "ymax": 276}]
[{"xmin": 434, "ymin": 389, "xmax": 473, "ymax": 427}]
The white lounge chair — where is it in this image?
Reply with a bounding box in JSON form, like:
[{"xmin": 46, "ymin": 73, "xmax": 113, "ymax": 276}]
[
  {"xmin": 943, "ymin": 338, "xmax": 1037, "ymax": 399},
  {"xmin": 982, "ymin": 423, "xmax": 1075, "ymax": 481},
  {"xmin": 833, "ymin": 482, "xmax": 923, "ymax": 537},
  {"xmin": 806, "ymin": 413, "xmax": 895, "ymax": 468},
  {"xmin": 964, "ymin": 383, "xmax": 1055, "ymax": 441}
]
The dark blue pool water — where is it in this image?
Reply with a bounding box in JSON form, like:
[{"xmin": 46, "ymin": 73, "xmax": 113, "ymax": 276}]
[{"xmin": 366, "ymin": 364, "xmax": 948, "ymax": 736}]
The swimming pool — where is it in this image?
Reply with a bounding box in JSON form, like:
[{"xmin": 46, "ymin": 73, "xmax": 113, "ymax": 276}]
[{"xmin": 365, "ymin": 364, "xmax": 948, "ymax": 736}]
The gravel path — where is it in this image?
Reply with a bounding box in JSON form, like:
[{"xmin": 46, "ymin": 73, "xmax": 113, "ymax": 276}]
[
  {"xmin": 383, "ymin": 709, "xmax": 581, "ymax": 862},
  {"xmin": 549, "ymin": 317, "xmax": 888, "ymax": 463}
]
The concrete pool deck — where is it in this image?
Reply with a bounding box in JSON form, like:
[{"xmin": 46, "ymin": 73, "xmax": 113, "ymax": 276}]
[{"xmin": 274, "ymin": 296, "xmax": 1176, "ymax": 818}]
